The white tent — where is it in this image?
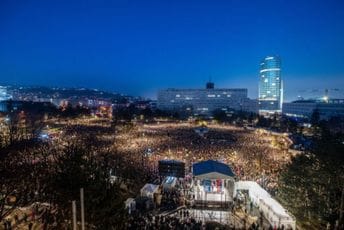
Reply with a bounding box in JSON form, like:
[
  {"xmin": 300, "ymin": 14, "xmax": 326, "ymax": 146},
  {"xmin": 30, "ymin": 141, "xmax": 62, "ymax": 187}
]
[
  {"xmin": 140, "ymin": 183, "xmax": 159, "ymax": 199},
  {"xmin": 260, "ymin": 197, "xmax": 296, "ymax": 230},
  {"xmin": 234, "ymin": 181, "xmax": 296, "ymax": 230},
  {"xmin": 234, "ymin": 181, "xmax": 270, "ymax": 206},
  {"xmin": 124, "ymin": 198, "xmax": 136, "ymax": 214},
  {"xmin": 162, "ymin": 176, "xmax": 177, "ymax": 190}
]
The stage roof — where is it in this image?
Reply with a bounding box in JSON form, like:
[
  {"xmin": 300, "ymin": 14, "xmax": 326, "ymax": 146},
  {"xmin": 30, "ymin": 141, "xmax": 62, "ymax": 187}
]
[{"xmin": 193, "ymin": 160, "xmax": 235, "ymax": 179}]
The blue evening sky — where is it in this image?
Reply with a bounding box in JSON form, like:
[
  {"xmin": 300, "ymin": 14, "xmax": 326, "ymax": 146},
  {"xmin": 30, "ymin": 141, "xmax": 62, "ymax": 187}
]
[{"xmin": 1, "ymin": 0, "xmax": 344, "ymax": 101}]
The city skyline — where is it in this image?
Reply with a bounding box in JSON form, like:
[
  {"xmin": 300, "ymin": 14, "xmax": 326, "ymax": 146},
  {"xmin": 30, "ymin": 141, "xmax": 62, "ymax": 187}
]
[
  {"xmin": 1, "ymin": 0, "xmax": 344, "ymax": 101},
  {"xmin": 1, "ymin": 1, "xmax": 344, "ymax": 229}
]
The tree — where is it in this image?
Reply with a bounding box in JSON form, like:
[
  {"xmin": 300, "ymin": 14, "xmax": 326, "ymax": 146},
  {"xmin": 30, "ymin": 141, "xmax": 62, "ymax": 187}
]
[
  {"xmin": 24, "ymin": 112, "xmax": 45, "ymax": 139},
  {"xmin": 256, "ymin": 115, "xmax": 271, "ymax": 128},
  {"xmin": 311, "ymin": 109, "xmax": 320, "ymax": 126},
  {"xmin": 47, "ymin": 137, "xmax": 131, "ymax": 229},
  {"xmin": 212, "ymin": 109, "xmax": 228, "ymax": 122},
  {"xmin": 113, "ymin": 105, "xmax": 136, "ymax": 122},
  {"xmin": 278, "ymin": 130, "xmax": 344, "ymax": 228}
]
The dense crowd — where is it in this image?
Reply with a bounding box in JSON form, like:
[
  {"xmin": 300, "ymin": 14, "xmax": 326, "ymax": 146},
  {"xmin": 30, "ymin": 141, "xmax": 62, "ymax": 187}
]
[
  {"xmin": 126, "ymin": 213, "xmax": 204, "ymax": 230},
  {"xmin": 117, "ymin": 122, "xmax": 292, "ymax": 195},
  {"xmin": 1, "ymin": 119, "xmax": 294, "ymax": 229}
]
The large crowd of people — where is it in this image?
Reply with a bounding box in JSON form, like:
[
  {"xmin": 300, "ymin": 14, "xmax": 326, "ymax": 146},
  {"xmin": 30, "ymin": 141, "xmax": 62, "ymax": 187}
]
[
  {"xmin": 1, "ymin": 118, "xmax": 294, "ymax": 229},
  {"xmin": 116, "ymin": 122, "xmax": 292, "ymax": 195},
  {"xmin": 126, "ymin": 213, "xmax": 204, "ymax": 230},
  {"xmin": 113, "ymin": 121, "xmax": 294, "ymax": 228}
]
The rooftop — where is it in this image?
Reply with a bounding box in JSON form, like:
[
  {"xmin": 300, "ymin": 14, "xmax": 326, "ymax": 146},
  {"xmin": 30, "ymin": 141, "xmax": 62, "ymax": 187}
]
[{"xmin": 193, "ymin": 160, "xmax": 235, "ymax": 177}]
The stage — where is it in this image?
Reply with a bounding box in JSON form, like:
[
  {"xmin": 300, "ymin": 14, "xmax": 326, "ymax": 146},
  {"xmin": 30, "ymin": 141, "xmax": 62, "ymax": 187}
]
[
  {"xmin": 194, "ymin": 181, "xmax": 232, "ymax": 208},
  {"xmin": 192, "ymin": 160, "xmax": 235, "ymax": 208}
]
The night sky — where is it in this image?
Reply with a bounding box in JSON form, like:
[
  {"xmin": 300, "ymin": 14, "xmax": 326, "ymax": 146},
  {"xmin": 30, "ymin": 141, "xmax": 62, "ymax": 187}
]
[{"xmin": 1, "ymin": 0, "xmax": 344, "ymax": 101}]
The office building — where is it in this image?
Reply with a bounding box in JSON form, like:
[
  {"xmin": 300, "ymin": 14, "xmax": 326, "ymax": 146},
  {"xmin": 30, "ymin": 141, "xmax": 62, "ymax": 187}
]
[
  {"xmin": 258, "ymin": 56, "xmax": 283, "ymax": 113},
  {"xmin": 157, "ymin": 82, "xmax": 252, "ymax": 116},
  {"xmin": 241, "ymin": 98, "xmax": 259, "ymax": 114},
  {"xmin": 283, "ymin": 98, "xmax": 344, "ymax": 120}
]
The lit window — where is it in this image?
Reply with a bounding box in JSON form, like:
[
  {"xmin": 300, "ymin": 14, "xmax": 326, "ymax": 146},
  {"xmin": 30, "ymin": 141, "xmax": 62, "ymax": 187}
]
[{"xmin": 260, "ymin": 68, "xmax": 280, "ymax": 73}]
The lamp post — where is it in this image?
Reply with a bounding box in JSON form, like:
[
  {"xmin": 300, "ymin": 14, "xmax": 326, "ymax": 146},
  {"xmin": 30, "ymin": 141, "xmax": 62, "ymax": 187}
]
[
  {"xmin": 80, "ymin": 188, "xmax": 85, "ymax": 230},
  {"xmin": 72, "ymin": 201, "xmax": 77, "ymax": 230}
]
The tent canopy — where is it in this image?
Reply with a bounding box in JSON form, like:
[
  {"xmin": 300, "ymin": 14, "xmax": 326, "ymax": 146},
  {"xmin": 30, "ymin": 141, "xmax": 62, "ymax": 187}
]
[
  {"xmin": 193, "ymin": 160, "xmax": 235, "ymax": 179},
  {"xmin": 140, "ymin": 183, "xmax": 159, "ymax": 198},
  {"xmin": 234, "ymin": 181, "xmax": 296, "ymax": 229}
]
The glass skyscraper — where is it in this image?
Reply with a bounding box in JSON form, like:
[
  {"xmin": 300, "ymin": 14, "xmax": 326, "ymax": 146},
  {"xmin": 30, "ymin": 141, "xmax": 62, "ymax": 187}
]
[{"xmin": 258, "ymin": 56, "xmax": 283, "ymax": 112}]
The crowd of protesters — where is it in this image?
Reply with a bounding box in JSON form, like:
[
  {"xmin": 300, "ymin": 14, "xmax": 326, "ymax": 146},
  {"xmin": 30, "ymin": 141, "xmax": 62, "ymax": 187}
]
[
  {"xmin": 126, "ymin": 213, "xmax": 204, "ymax": 230},
  {"xmin": 1, "ymin": 117, "xmax": 293, "ymax": 229},
  {"xmin": 117, "ymin": 122, "xmax": 292, "ymax": 195},
  {"xmin": 115, "ymin": 121, "xmax": 294, "ymax": 229}
]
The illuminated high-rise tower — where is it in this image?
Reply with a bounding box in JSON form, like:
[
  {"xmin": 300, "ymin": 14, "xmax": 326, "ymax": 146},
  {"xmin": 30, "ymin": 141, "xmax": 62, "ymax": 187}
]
[
  {"xmin": 0, "ymin": 86, "xmax": 10, "ymax": 101},
  {"xmin": 258, "ymin": 56, "xmax": 283, "ymax": 113}
]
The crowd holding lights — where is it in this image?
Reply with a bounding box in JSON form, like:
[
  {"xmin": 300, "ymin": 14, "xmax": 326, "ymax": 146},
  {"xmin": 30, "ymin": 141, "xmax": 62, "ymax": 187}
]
[
  {"xmin": 116, "ymin": 121, "xmax": 293, "ymax": 195},
  {"xmin": 0, "ymin": 115, "xmax": 295, "ymax": 229}
]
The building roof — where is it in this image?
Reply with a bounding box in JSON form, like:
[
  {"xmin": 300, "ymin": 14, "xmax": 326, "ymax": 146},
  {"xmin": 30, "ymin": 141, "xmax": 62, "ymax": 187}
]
[
  {"xmin": 290, "ymin": 99, "xmax": 317, "ymax": 103},
  {"xmin": 290, "ymin": 98, "xmax": 344, "ymax": 104},
  {"xmin": 193, "ymin": 160, "xmax": 235, "ymax": 178}
]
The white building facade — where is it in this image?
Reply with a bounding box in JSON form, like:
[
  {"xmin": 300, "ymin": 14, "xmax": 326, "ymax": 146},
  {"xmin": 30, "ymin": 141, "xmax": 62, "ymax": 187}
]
[
  {"xmin": 282, "ymin": 99, "xmax": 344, "ymax": 120},
  {"xmin": 157, "ymin": 86, "xmax": 251, "ymax": 116}
]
